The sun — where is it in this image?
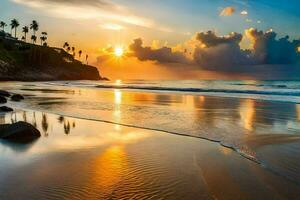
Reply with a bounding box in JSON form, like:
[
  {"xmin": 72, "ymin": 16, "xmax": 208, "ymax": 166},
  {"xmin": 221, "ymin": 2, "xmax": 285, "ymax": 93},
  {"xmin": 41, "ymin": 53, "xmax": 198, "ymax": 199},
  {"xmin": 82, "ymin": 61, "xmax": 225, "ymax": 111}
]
[{"xmin": 114, "ymin": 47, "xmax": 124, "ymax": 57}]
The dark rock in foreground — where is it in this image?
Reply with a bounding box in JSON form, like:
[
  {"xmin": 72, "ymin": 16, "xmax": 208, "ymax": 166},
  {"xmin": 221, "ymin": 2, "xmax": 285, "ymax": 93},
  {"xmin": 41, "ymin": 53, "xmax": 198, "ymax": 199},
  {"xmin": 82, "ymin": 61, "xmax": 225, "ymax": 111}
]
[
  {"xmin": 0, "ymin": 90, "xmax": 10, "ymax": 97},
  {"xmin": 0, "ymin": 96, "xmax": 7, "ymax": 103},
  {"xmin": 10, "ymin": 94, "xmax": 24, "ymax": 101},
  {"xmin": 0, "ymin": 106, "xmax": 13, "ymax": 112},
  {"xmin": 0, "ymin": 121, "xmax": 41, "ymax": 142}
]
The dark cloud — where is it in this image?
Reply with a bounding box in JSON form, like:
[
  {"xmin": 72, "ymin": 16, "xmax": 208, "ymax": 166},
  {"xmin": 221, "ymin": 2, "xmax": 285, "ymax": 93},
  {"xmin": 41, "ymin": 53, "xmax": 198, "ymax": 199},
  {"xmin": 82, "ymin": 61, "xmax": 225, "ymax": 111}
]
[
  {"xmin": 246, "ymin": 28, "xmax": 300, "ymax": 64},
  {"xmin": 129, "ymin": 38, "xmax": 190, "ymax": 64},
  {"xmin": 193, "ymin": 31, "xmax": 254, "ymax": 71},
  {"xmin": 126, "ymin": 29, "xmax": 300, "ymax": 73},
  {"xmin": 196, "ymin": 31, "xmax": 242, "ymax": 47}
]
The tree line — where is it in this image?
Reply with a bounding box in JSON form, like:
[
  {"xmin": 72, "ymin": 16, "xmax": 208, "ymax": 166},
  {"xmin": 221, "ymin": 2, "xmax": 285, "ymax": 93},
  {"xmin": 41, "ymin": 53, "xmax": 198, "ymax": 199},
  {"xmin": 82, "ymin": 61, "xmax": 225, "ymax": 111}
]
[
  {"xmin": 0, "ymin": 19, "xmax": 89, "ymax": 64},
  {"xmin": 0, "ymin": 19, "xmax": 47, "ymax": 45}
]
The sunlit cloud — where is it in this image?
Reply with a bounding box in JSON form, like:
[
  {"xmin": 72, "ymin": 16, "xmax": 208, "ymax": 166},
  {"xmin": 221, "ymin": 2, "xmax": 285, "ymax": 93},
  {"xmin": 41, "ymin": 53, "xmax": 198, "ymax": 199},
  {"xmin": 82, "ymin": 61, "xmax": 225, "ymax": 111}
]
[
  {"xmin": 10, "ymin": 0, "xmax": 170, "ymax": 31},
  {"xmin": 220, "ymin": 6, "xmax": 235, "ymax": 16},
  {"xmin": 111, "ymin": 29, "xmax": 300, "ymax": 75}
]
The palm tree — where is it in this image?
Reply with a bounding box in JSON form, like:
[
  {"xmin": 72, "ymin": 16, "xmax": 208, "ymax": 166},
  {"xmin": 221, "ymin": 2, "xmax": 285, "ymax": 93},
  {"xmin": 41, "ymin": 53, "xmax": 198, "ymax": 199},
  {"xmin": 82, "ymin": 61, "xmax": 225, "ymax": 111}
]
[
  {"xmin": 86, "ymin": 54, "xmax": 89, "ymax": 65},
  {"xmin": 30, "ymin": 20, "xmax": 39, "ymax": 37},
  {"xmin": 10, "ymin": 19, "xmax": 19, "ymax": 38},
  {"xmin": 71, "ymin": 47, "xmax": 75, "ymax": 57},
  {"xmin": 0, "ymin": 21, "xmax": 7, "ymax": 32},
  {"xmin": 31, "ymin": 35, "xmax": 37, "ymax": 44},
  {"xmin": 67, "ymin": 46, "xmax": 71, "ymax": 53},
  {"xmin": 22, "ymin": 26, "xmax": 29, "ymax": 42},
  {"xmin": 40, "ymin": 31, "xmax": 47, "ymax": 45},
  {"xmin": 78, "ymin": 50, "xmax": 82, "ymax": 59},
  {"xmin": 63, "ymin": 42, "xmax": 69, "ymax": 49}
]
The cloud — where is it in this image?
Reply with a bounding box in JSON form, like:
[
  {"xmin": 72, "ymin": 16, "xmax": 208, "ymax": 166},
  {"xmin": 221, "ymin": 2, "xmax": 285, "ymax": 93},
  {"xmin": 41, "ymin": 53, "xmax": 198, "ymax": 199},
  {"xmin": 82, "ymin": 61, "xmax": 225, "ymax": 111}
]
[
  {"xmin": 245, "ymin": 28, "xmax": 300, "ymax": 64},
  {"xmin": 240, "ymin": 10, "xmax": 248, "ymax": 15},
  {"xmin": 196, "ymin": 31, "xmax": 243, "ymax": 47},
  {"xmin": 128, "ymin": 38, "xmax": 191, "ymax": 64},
  {"xmin": 220, "ymin": 6, "xmax": 236, "ymax": 16},
  {"xmin": 193, "ymin": 31, "xmax": 253, "ymax": 71},
  {"xmin": 11, "ymin": 0, "xmax": 170, "ymax": 31},
  {"xmin": 118, "ymin": 29, "xmax": 300, "ymax": 74}
]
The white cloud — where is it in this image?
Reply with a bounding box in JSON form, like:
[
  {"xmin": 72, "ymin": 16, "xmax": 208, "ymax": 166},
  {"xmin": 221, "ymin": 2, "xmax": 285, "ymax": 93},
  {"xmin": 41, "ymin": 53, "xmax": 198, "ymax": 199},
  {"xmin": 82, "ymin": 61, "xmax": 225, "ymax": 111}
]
[
  {"xmin": 240, "ymin": 10, "xmax": 248, "ymax": 15},
  {"xmin": 11, "ymin": 0, "xmax": 171, "ymax": 32}
]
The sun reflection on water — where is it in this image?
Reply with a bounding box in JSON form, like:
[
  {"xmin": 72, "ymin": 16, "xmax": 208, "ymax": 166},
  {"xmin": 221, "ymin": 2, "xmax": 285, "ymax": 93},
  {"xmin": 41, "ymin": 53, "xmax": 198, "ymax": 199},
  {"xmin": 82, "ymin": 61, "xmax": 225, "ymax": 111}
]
[
  {"xmin": 92, "ymin": 145, "xmax": 127, "ymax": 193},
  {"xmin": 239, "ymin": 99, "xmax": 255, "ymax": 131}
]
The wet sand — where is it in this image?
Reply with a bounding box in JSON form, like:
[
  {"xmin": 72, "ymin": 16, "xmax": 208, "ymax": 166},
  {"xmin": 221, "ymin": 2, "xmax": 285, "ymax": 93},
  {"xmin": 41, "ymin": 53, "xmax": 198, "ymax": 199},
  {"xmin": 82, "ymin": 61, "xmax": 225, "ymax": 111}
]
[{"xmin": 0, "ymin": 110, "xmax": 300, "ymax": 200}]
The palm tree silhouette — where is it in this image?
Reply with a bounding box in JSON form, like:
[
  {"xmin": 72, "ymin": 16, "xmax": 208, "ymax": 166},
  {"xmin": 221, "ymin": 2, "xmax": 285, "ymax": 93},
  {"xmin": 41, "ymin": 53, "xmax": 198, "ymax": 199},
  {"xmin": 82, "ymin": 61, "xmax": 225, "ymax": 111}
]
[
  {"xmin": 78, "ymin": 50, "xmax": 82, "ymax": 59},
  {"xmin": 10, "ymin": 19, "xmax": 19, "ymax": 38},
  {"xmin": 0, "ymin": 21, "xmax": 7, "ymax": 32},
  {"xmin": 63, "ymin": 42, "xmax": 69, "ymax": 49},
  {"xmin": 67, "ymin": 46, "xmax": 71, "ymax": 53},
  {"xmin": 30, "ymin": 20, "xmax": 39, "ymax": 37},
  {"xmin": 86, "ymin": 54, "xmax": 89, "ymax": 65},
  {"xmin": 71, "ymin": 47, "xmax": 75, "ymax": 57},
  {"xmin": 22, "ymin": 26, "xmax": 29, "ymax": 42},
  {"xmin": 31, "ymin": 35, "xmax": 37, "ymax": 44},
  {"xmin": 40, "ymin": 31, "xmax": 47, "ymax": 45}
]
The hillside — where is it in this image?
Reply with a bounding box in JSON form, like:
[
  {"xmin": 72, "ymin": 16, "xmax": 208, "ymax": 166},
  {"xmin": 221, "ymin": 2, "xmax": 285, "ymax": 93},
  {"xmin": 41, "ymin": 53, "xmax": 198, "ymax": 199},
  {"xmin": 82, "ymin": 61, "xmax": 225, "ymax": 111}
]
[{"xmin": 0, "ymin": 34, "xmax": 107, "ymax": 81}]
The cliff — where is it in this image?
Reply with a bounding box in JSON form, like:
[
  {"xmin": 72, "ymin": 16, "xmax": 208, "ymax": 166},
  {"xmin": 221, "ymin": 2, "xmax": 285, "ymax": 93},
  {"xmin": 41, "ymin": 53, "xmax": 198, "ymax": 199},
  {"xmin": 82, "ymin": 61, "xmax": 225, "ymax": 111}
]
[{"xmin": 0, "ymin": 35, "xmax": 107, "ymax": 81}]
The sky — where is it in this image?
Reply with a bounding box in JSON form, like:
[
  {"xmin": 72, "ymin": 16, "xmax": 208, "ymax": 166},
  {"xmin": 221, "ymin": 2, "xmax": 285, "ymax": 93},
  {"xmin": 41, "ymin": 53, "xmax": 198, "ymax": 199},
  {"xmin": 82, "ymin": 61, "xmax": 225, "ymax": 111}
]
[{"xmin": 1, "ymin": 0, "xmax": 300, "ymax": 80}]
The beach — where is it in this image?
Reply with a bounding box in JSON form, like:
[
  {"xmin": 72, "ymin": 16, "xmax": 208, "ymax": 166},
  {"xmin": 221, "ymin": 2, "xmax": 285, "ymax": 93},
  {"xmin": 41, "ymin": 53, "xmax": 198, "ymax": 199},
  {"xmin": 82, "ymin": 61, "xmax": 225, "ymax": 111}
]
[{"xmin": 1, "ymin": 80, "xmax": 300, "ymax": 199}]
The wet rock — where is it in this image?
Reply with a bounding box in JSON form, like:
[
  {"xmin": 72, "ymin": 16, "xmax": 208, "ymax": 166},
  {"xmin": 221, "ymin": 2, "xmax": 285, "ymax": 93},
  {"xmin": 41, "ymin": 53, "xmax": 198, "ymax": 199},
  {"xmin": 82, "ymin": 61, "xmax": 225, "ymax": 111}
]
[
  {"xmin": 0, "ymin": 121, "xmax": 41, "ymax": 142},
  {"xmin": 0, "ymin": 90, "xmax": 10, "ymax": 97},
  {"xmin": 0, "ymin": 106, "xmax": 13, "ymax": 112},
  {"xmin": 0, "ymin": 96, "xmax": 7, "ymax": 104},
  {"xmin": 10, "ymin": 94, "xmax": 24, "ymax": 101}
]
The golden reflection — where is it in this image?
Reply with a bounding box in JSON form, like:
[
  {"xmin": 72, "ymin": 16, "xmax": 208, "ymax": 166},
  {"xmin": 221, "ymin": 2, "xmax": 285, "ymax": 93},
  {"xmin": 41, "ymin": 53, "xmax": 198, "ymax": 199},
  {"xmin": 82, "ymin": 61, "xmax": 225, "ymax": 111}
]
[
  {"xmin": 219, "ymin": 146, "xmax": 232, "ymax": 155},
  {"xmin": 92, "ymin": 145, "xmax": 128, "ymax": 190},
  {"xmin": 239, "ymin": 99, "xmax": 255, "ymax": 131},
  {"xmin": 113, "ymin": 89, "xmax": 122, "ymax": 124},
  {"xmin": 296, "ymin": 104, "xmax": 300, "ymax": 121},
  {"xmin": 114, "ymin": 89, "xmax": 122, "ymax": 105},
  {"xmin": 199, "ymin": 96, "xmax": 205, "ymax": 102}
]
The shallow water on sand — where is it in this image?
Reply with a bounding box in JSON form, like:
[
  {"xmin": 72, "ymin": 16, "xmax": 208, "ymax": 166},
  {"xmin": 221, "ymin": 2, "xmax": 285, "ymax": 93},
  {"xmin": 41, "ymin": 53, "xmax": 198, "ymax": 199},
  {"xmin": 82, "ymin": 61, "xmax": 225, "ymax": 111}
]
[
  {"xmin": 0, "ymin": 110, "xmax": 300, "ymax": 200},
  {"xmin": 1, "ymin": 81, "xmax": 300, "ymax": 188}
]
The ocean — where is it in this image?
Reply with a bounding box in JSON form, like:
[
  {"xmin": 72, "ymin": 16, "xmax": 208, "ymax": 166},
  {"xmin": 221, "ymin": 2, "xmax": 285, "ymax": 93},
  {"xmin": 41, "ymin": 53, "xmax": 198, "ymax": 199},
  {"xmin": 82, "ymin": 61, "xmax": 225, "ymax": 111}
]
[{"xmin": 1, "ymin": 80, "xmax": 300, "ymax": 188}]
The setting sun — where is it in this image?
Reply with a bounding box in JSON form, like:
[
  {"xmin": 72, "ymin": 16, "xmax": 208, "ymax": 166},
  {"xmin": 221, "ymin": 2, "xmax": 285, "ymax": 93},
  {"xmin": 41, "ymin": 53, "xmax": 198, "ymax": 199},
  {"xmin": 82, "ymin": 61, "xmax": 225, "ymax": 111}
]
[{"xmin": 114, "ymin": 47, "xmax": 124, "ymax": 57}]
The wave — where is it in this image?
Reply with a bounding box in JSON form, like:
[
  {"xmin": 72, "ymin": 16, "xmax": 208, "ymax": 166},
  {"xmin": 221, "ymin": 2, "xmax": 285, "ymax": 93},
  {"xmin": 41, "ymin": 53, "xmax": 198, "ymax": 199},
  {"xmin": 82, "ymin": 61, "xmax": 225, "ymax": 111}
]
[{"xmin": 95, "ymin": 84, "xmax": 300, "ymax": 97}]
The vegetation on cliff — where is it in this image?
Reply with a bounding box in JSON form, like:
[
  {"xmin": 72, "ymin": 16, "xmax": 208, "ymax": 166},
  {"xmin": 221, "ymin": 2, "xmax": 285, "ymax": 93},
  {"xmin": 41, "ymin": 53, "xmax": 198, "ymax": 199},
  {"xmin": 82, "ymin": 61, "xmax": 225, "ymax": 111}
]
[{"xmin": 0, "ymin": 19, "xmax": 106, "ymax": 81}]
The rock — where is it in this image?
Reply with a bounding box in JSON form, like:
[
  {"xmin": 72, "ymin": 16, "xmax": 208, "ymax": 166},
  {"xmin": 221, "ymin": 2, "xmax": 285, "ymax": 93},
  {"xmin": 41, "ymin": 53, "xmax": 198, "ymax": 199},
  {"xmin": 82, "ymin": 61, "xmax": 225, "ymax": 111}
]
[
  {"xmin": 0, "ymin": 106, "xmax": 13, "ymax": 112},
  {"xmin": 0, "ymin": 96, "xmax": 7, "ymax": 104},
  {"xmin": 10, "ymin": 94, "xmax": 24, "ymax": 101},
  {"xmin": 0, "ymin": 121, "xmax": 41, "ymax": 142},
  {"xmin": 0, "ymin": 90, "xmax": 10, "ymax": 97}
]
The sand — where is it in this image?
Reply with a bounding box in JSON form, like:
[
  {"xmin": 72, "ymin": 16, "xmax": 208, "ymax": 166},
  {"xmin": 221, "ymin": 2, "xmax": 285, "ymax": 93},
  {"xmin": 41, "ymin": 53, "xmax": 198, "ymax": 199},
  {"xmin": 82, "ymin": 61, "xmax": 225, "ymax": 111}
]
[{"xmin": 0, "ymin": 110, "xmax": 299, "ymax": 200}]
